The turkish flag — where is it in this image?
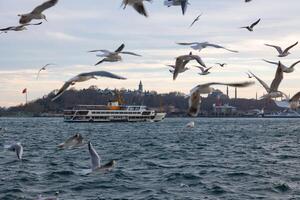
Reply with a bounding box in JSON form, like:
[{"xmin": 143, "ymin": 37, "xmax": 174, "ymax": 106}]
[{"xmin": 22, "ymin": 88, "xmax": 27, "ymax": 94}]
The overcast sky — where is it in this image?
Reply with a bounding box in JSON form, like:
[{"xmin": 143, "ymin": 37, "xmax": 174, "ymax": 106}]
[{"xmin": 0, "ymin": 0, "xmax": 300, "ymax": 107}]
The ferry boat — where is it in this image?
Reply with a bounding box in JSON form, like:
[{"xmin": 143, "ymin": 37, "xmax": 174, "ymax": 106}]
[{"xmin": 63, "ymin": 101, "xmax": 166, "ymax": 123}]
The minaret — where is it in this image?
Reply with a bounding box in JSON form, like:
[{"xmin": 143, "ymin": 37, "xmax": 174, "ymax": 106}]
[
  {"xmin": 256, "ymin": 92, "xmax": 258, "ymax": 100},
  {"xmin": 235, "ymin": 87, "xmax": 237, "ymax": 99},
  {"xmin": 226, "ymin": 86, "xmax": 229, "ymax": 98},
  {"xmin": 138, "ymin": 80, "xmax": 143, "ymax": 93}
]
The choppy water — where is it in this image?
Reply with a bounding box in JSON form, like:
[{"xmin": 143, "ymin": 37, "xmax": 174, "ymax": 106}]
[{"xmin": 0, "ymin": 118, "xmax": 300, "ymax": 200}]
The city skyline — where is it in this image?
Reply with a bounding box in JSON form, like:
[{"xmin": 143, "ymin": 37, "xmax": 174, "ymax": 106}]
[{"xmin": 1, "ymin": 0, "xmax": 300, "ymax": 106}]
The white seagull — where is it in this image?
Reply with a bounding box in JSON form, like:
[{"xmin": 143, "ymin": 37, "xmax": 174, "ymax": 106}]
[
  {"xmin": 177, "ymin": 42, "xmax": 238, "ymax": 53},
  {"xmin": 57, "ymin": 133, "xmax": 85, "ymax": 149},
  {"xmin": 6, "ymin": 142, "xmax": 23, "ymax": 160},
  {"xmin": 88, "ymin": 142, "xmax": 116, "ymax": 172},
  {"xmin": 51, "ymin": 71, "xmax": 126, "ymax": 101},
  {"xmin": 36, "ymin": 63, "xmax": 55, "ymax": 80},
  {"xmin": 185, "ymin": 121, "xmax": 195, "ymax": 128},
  {"xmin": 194, "ymin": 66, "xmax": 212, "ymax": 75},
  {"xmin": 164, "ymin": 0, "xmax": 189, "ymax": 15},
  {"xmin": 249, "ymin": 65, "xmax": 287, "ymax": 99},
  {"xmin": 264, "ymin": 42, "xmax": 298, "ymax": 57},
  {"xmin": 121, "ymin": 0, "xmax": 152, "ymax": 17},
  {"xmin": 0, "ymin": 22, "xmax": 42, "ymax": 34},
  {"xmin": 89, "ymin": 44, "xmax": 141, "ymax": 66},
  {"xmin": 240, "ymin": 18, "xmax": 261, "ymax": 32},
  {"xmin": 173, "ymin": 52, "xmax": 206, "ymax": 80},
  {"xmin": 36, "ymin": 192, "xmax": 59, "ymax": 200},
  {"xmin": 18, "ymin": 0, "xmax": 58, "ymax": 24},
  {"xmin": 263, "ymin": 59, "xmax": 300, "ymax": 73},
  {"xmin": 188, "ymin": 81, "xmax": 254, "ymax": 117}
]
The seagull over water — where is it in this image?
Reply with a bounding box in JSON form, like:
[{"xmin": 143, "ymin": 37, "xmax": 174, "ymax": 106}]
[
  {"xmin": 121, "ymin": 0, "xmax": 152, "ymax": 17},
  {"xmin": 173, "ymin": 52, "xmax": 206, "ymax": 80},
  {"xmin": 249, "ymin": 64, "xmax": 287, "ymax": 99},
  {"xmin": 188, "ymin": 81, "xmax": 254, "ymax": 117},
  {"xmin": 240, "ymin": 18, "xmax": 261, "ymax": 32},
  {"xmin": 0, "ymin": 22, "xmax": 42, "ymax": 34},
  {"xmin": 177, "ymin": 42, "xmax": 238, "ymax": 53},
  {"xmin": 51, "ymin": 71, "xmax": 126, "ymax": 101},
  {"xmin": 288, "ymin": 92, "xmax": 300, "ymax": 110},
  {"xmin": 89, "ymin": 44, "xmax": 141, "ymax": 66},
  {"xmin": 58, "ymin": 134, "xmax": 85, "ymax": 149},
  {"xmin": 36, "ymin": 63, "xmax": 55, "ymax": 80},
  {"xmin": 263, "ymin": 59, "xmax": 300, "ymax": 73},
  {"xmin": 6, "ymin": 142, "xmax": 23, "ymax": 160},
  {"xmin": 18, "ymin": 0, "xmax": 58, "ymax": 24},
  {"xmin": 88, "ymin": 142, "xmax": 116, "ymax": 172},
  {"xmin": 36, "ymin": 192, "xmax": 59, "ymax": 200},
  {"xmin": 264, "ymin": 42, "xmax": 298, "ymax": 57}
]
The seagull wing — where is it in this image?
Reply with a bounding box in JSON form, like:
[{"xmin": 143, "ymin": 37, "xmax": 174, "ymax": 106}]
[
  {"xmin": 249, "ymin": 71, "xmax": 270, "ymax": 92},
  {"xmin": 32, "ymin": 0, "xmax": 59, "ymax": 14},
  {"xmin": 80, "ymin": 71, "xmax": 127, "ymax": 80},
  {"xmin": 191, "ymin": 55, "xmax": 206, "ymax": 68},
  {"xmin": 23, "ymin": 22, "xmax": 43, "ymax": 27},
  {"xmin": 290, "ymin": 92, "xmax": 300, "ymax": 103},
  {"xmin": 202, "ymin": 81, "xmax": 254, "ymax": 88},
  {"xmin": 204, "ymin": 67, "xmax": 213, "ymax": 72},
  {"xmin": 177, "ymin": 42, "xmax": 199, "ymax": 46},
  {"xmin": 270, "ymin": 64, "xmax": 283, "ymax": 92},
  {"xmin": 133, "ymin": 2, "xmax": 148, "ymax": 17},
  {"xmin": 181, "ymin": 0, "xmax": 188, "ymax": 15},
  {"xmin": 115, "ymin": 44, "xmax": 125, "ymax": 53},
  {"xmin": 188, "ymin": 86, "xmax": 201, "ymax": 117},
  {"xmin": 205, "ymin": 43, "xmax": 239, "ymax": 53},
  {"xmin": 88, "ymin": 142, "xmax": 101, "ymax": 170},
  {"xmin": 283, "ymin": 41, "xmax": 298, "ymax": 54},
  {"xmin": 262, "ymin": 59, "xmax": 278, "ymax": 65},
  {"xmin": 250, "ymin": 18, "xmax": 261, "ymax": 28},
  {"xmin": 51, "ymin": 81, "xmax": 73, "ymax": 101},
  {"xmin": 194, "ymin": 65, "xmax": 205, "ymax": 72},
  {"xmin": 119, "ymin": 51, "xmax": 141, "ymax": 56},
  {"xmin": 0, "ymin": 26, "xmax": 14, "ymax": 31},
  {"xmin": 189, "ymin": 14, "xmax": 202, "ymax": 27},
  {"xmin": 265, "ymin": 44, "xmax": 283, "ymax": 54},
  {"xmin": 173, "ymin": 57, "xmax": 185, "ymax": 80},
  {"xmin": 289, "ymin": 60, "xmax": 300, "ymax": 69},
  {"xmin": 15, "ymin": 143, "xmax": 23, "ymax": 160}
]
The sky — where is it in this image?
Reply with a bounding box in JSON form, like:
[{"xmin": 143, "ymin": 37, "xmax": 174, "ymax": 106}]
[{"xmin": 1, "ymin": 0, "xmax": 300, "ymax": 107}]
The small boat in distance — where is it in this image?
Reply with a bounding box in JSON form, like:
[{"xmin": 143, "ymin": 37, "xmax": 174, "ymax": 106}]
[{"xmin": 63, "ymin": 101, "xmax": 166, "ymax": 123}]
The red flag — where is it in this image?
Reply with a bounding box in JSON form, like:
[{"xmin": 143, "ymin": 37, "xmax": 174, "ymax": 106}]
[{"xmin": 22, "ymin": 88, "xmax": 27, "ymax": 94}]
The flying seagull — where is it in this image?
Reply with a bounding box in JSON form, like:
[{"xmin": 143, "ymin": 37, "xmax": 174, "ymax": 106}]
[
  {"xmin": 167, "ymin": 64, "xmax": 189, "ymax": 74},
  {"xmin": 215, "ymin": 63, "xmax": 227, "ymax": 67},
  {"xmin": 89, "ymin": 44, "xmax": 141, "ymax": 66},
  {"xmin": 264, "ymin": 42, "xmax": 298, "ymax": 57},
  {"xmin": 0, "ymin": 22, "xmax": 42, "ymax": 33},
  {"xmin": 88, "ymin": 142, "xmax": 116, "ymax": 172},
  {"xmin": 18, "ymin": 0, "xmax": 59, "ymax": 24},
  {"xmin": 121, "ymin": 0, "xmax": 152, "ymax": 17},
  {"xmin": 263, "ymin": 59, "xmax": 300, "ymax": 73},
  {"xmin": 6, "ymin": 142, "xmax": 23, "ymax": 160},
  {"xmin": 177, "ymin": 42, "xmax": 238, "ymax": 53},
  {"xmin": 240, "ymin": 18, "xmax": 261, "ymax": 32},
  {"xmin": 189, "ymin": 13, "xmax": 202, "ymax": 28},
  {"xmin": 164, "ymin": 0, "xmax": 189, "ymax": 15},
  {"xmin": 188, "ymin": 81, "xmax": 254, "ymax": 117},
  {"xmin": 249, "ymin": 65, "xmax": 287, "ymax": 99},
  {"xmin": 173, "ymin": 52, "xmax": 206, "ymax": 80},
  {"xmin": 288, "ymin": 92, "xmax": 300, "ymax": 110},
  {"xmin": 36, "ymin": 63, "xmax": 55, "ymax": 80},
  {"xmin": 194, "ymin": 66, "xmax": 212, "ymax": 75},
  {"xmin": 57, "ymin": 133, "xmax": 85, "ymax": 149},
  {"xmin": 51, "ymin": 71, "xmax": 126, "ymax": 101}
]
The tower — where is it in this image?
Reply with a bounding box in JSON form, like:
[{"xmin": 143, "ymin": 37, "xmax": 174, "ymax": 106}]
[
  {"xmin": 138, "ymin": 80, "xmax": 143, "ymax": 93},
  {"xmin": 235, "ymin": 87, "xmax": 237, "ymax": 99},
  {"xmin": 226, "ymin": 86, "xmax": 229, "ymax": 98}
]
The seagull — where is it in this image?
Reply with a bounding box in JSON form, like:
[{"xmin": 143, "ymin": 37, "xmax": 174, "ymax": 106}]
[
  {"xmin": 245, "ymin": 0, "xmax": 252, "ymax": 2},
  {"xmin": 51, "ymin": 71, "xmax": 126, "ymax": 101},
  {"xmin": 36, "ymin": 192, "xmax": 59, "ymax": 200},
  {"xmin": 173, "ymin": 52, "xmax": 206, "ymax": 80},
  {"xmin": 188, "ymin": 81, "xmax": 254, "ymax": 117},
  {"xmin": 18, "ymin": 0, "xmax": 58, "ymax": 24},
  {"xmin": 6, "ymin": 142, "xmax": 23, "ymax": 160},
  {"xmin": 167, "ymin": 64, "xmax": 189, "ymax": 74},
  {"xmin": 88, "ymin": 142, "xmax": 116, "ymax": 172},
  {"xmin": 121, "ymin": 0, "xmax": 152, "ymax": 17},
  {"xmin": 246, "ymin": 72, "xmax": 253, "ymax": 79},
  {"xmin": 36, "ymin": 63, "xmax": 55, "ymax": 80},
  {"xmin": 288, "ymin": 92, "xmax": 300, "ymax": 110},
  {"xmin": 240, "ymin": 18, "xmax": 261, "ymax": 32},
  {"xmin": 194, "ymin": 66, "xmax": 212, "ymax": 75},
  {"xmin": 177, "ymin": 42, "xmax": 238, "ymax": 53},
  {"xmin": 0, "ymin": 22, "xmax": 42, "ymax": 33},
  {"xmin": 89, "ymin": 44, "xmax": 141, "ymax": 66},
  {"xmin": 216, "ymin": 63, "xmax": 227, "ymax": 67},
  {"xmin": 189, "ymin": 13, "xmax": 202, "ymax": 28},
  {"xmin": 57, "ymin": 133, "xmax": 85, "ymax": 149},
  {"xmin": 164, "ymin": 0, "xmax": 189, "ymax": 15},
  {"xmin": 264, "ymin": 42, "xmax": 298, "ymax": 57},
  {"xmin": 263, "ymin": 59, "xmax": 300, "ymax": 73},
  {"xmin": 249, "ymin": 65, "xmax": 287, "ymax": 99},
  {"xmin": 185, "ymin": 121, "xmax": 195, "ymax": 128}
]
